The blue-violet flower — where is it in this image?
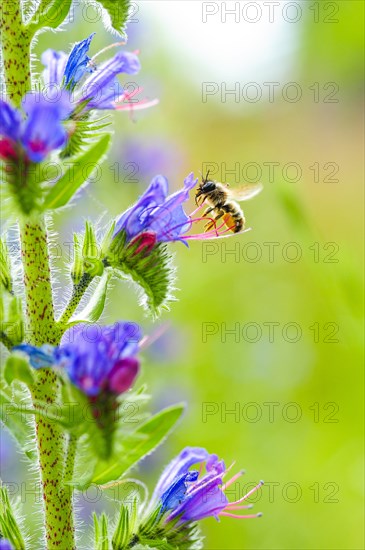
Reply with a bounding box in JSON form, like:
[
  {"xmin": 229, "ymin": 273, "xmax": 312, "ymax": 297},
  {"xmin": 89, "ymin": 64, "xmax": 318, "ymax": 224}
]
[
  {"xmin": 14, "ymin": 322, "xmax": 142, "ymax": 398},
  {"xmin": 152, "ymin": 446, "xmax": 263, "ymax": 523}
]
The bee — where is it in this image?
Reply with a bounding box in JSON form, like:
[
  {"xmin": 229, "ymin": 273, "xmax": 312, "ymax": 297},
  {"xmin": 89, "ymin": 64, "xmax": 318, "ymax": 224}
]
[{"xmin": 195, "ymin": 171, "xmax": 263, "ymax": 233}]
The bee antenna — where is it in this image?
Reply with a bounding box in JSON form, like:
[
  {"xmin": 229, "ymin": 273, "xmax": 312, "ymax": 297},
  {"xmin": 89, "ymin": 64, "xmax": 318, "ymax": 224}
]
[{"xmin": 202, "ymin": 169, "xmax": 210, "ymax": 184}]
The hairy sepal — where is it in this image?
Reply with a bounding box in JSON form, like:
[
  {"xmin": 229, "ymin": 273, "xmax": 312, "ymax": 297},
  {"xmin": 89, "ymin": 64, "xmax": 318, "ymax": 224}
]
[{"xmin": 108, "ymin": 232, "xmax": 176, "ymax": 317}]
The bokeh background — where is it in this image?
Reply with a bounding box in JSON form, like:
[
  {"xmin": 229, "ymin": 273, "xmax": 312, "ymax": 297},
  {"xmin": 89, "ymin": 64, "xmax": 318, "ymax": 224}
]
[{"xmin": 1, "ymin": 1, "xmax": 364, "ymax": 549}]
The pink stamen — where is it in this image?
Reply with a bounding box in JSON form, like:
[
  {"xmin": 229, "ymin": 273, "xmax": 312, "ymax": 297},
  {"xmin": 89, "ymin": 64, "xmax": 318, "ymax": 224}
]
[
  {"xmin": 229, "ymin": 480, "xmax": 264, "ymax": 506},
  {"xmin": 116, "ymin": 86, "xmax": 143, "ymax": 103},
  {"xmin": 226, "ymin": 504, "xmax": 254, "ymax": 510},
  {"xmin": 183, "ymin": 227, "xmax": 252, "ymax": 241},
  {"xmin": 114, "ymin": 86, "xmax": 159, "ymax": 114},
  {"xmin": 115, "ymin": 99, "xmax": 159, "ymax": 112},
  {"xmin": 91, "ymin": 41, "xmax": 126, "ymax": 61},
  {"xmin": 139, "ymin": 323, "xmax": 170, "ymax": 350},
  {"xmin": 222, "ymin": 469, "xmax": 245, "ymax": 490},
  {"xmin": 188, "ymin": 202, "xmax": 205, "ymax": 217},
  {"xmin": 220, "ymin": 512, "xmax": 262, "ymax": 519}
]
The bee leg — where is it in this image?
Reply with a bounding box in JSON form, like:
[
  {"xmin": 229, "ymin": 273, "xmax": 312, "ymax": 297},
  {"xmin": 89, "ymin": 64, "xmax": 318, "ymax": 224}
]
[
  {"xmin": 204, "ymin": 219, "xmax": 216, "ymax": 232},
  {"xmin": 203, "ymin": 208, "xmax": 226, "ymax": 232},
  {"xmin": 203, "ymin": 206, "xmax": 215, "ymax": 217}
]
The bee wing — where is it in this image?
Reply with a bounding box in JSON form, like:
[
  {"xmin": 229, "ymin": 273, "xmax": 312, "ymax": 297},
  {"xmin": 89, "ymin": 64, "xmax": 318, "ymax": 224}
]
[{"xmin": 227, "ymin": 183, "xmax": 263, "ymax": 202}]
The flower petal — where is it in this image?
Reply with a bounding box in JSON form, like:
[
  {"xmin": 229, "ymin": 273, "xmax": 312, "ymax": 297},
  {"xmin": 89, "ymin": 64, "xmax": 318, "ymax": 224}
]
[
  {"xmin": 64, "ymin": 33, "xmax": 96, "ymax": 88},
  {"xmin": 21, "ymin": 91, "xmax": 72, "ymax": 162},
  {"xmin": 81, "ymin": 51, "xmax": 140, "ymax": 108},
  {"xmin": 41, "ymin": 49, "xmax": 68, "ymax": 86},
  {"xmin": 114, "ymin": 175, "xmax": 169, "ymax": 239},
  {"xmin": 0, "ymin": 99, "xmax": 21, "ymax": 142},
  {"xmin": 152, "ymin": 447, "xmax": 210, "ymax": 503}
]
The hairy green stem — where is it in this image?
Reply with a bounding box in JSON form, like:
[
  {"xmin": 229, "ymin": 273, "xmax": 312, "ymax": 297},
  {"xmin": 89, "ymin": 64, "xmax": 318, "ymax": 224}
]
[
  {"xmin": 20, "ymin": 220, "xmax": 60, "ymax": 345},
  {"xmin": 2, "ymin": 3, "xmax": 79, "ymax": 547},
  {"xmin": 21, "ymin": 219, "xmax": 76, "ymax": 549},
  {"xmin": 64, "ymin": 434, "xmax": 78, "ymax": 484},
  {"xmin": 0, "ymin": 0, "xmax": 31, "ymax": 106}
]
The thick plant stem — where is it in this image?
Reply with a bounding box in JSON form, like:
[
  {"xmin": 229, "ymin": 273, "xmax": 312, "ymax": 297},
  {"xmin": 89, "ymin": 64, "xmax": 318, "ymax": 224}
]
[
  {"xmin": 0, "ymin": 0, "xmax": 31, "ymax": 106},
  {"xmin": 31, "ymin": 371, "xmax": 75, "ymax": 549},
  {"xmin": 1, "ymin": 2, "xmax": 76, "ymax": 547},
  {"xmin": 20, "ymin": 219, "xmax": 76, "ymax": 549},
  {"xmin": 20, "ymin": 219, "xmax": 60, "ymax": 346}
]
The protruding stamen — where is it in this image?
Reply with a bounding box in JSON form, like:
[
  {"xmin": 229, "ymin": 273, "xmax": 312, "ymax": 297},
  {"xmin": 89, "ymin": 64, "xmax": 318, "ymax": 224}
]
[
  {"xmin": 229, "ymin": 480, "xmax": 264, "ymax": 506},
  {"xmin": 225, "ymin": 504, "xmax": 253, "ymax": 510},
  {"xmin": 220, "ymin": 512, "xmax": 262, "ymax": 519},
  {"xmin": 222, "ymin": 469, "xmax": 245, "ymax": 490},
  {"xmin": 91, "ymin": 41, "xmax": 126, "ymax": 61},
  {"xmin": 140, "ymin": 323, "xmax": 170, "ymax": 350}
]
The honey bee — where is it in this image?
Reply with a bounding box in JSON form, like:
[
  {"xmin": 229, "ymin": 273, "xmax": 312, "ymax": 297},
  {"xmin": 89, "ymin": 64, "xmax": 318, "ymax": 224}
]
[{"xmin": 195, "ymin": 171, "xmax": 263, "ymax": 233}]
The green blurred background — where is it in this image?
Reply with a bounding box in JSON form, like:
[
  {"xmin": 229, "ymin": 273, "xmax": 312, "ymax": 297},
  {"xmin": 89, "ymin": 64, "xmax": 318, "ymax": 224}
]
[{"xmin": 2, "ymin": 1, "xmax": 364, "ymax": 548}]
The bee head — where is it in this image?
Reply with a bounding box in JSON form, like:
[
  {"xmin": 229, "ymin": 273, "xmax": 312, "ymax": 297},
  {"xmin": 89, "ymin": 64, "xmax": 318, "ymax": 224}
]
[
  {"xmin": 195, "ymin": 170, "xmax": 217, "ymax": 205},
  {"xmin": 199, "ymin": 170, "xmax": 216, "ymax": 193},
  {"xmin": 200, "ymin": 180, "xmax": 216, "ymax": 193}
]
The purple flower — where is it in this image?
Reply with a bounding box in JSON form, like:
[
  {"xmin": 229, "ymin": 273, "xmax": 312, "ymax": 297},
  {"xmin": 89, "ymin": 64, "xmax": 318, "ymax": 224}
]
[
  {"xmin": 152, "ymin": 447, "xmax": 263, "ymax": 523},
  {"xmin": 56, "ymin": 322, "xmax": 142, "ymax": 397},
  {"xmin": 0, "ymin": 91, "xmax": 72, "ymax": 163},
  {"xmin": 114, "ymin": 173, "xmax": 198, "ymax": 246},
  {"xmin": 41, "ymin": 49, "xmax": 68, "ymax": 88},
  {"xmin": 0, "ymin": 540, "xmax": 14, "ymax": 550},
  {"xmin": 41, "ymin": 34, "xmax": 145, "ymax": 113},
  {"xmin": 21, "ymin": 92, "xmax": 72, "ymax": 162},
  {"xmin": 13, "ymin": 322, "xmax": 142, "ymax": 398}
]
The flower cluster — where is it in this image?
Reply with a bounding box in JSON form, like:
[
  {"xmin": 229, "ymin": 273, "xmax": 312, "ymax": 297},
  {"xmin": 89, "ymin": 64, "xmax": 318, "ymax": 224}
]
[
  {"xmin": 41, "ymin": 33, "xmax": 142, "ymax": 111},
  {"xmin": 0, "ymin": 33, "xmax": 155, "ymax": 163},
  {"xmin": 14, "ymin": 322, "xmax": 142, "ymax": 398},
  {"xmin": 150, "ymin": 446, "xmax": 263, "ymax": 524},
  {"xmin": 0, "ymin": 92, "xmax": 71, "ymax": 162}
]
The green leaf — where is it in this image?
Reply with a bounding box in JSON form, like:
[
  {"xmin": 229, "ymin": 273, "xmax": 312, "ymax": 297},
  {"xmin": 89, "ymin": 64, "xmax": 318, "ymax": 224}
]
[
  {"xmin": 82, "ymin": 221, "xmax": 104, "ymax": 277},
  {"xmin": 112, "ymin": 498, "xmax": 139, "ymax": 550},
  {"xmin": 91, "ymin": 404, "xmax": 185, "ymax": 486},
  {"xmin": 28, "ymin": 0, "xmax": 72, "ymax": 34},
  {"xmin": 68, "ymin": 271, "xmax": 112, "ymax": 325},
  {"xmin": 93, "ymin": 513, "xmax": 110, "ymax": 550},
  {"xmin": 42, "ymin": 134, "xmax": 111, "ymax": 211},
  {"xmin": 3, "ymin": 355, "xmax": 34, "ymax": 387},
  {"xmin": 60, "ymin": 115, "xmax": 111, "ymax": 159},
  {"xmin": 0, "ymin": 237, "xmax": 12, "ymax": 293},
  {"xmin": 0, "ymin": 383, "xmax": 37, "ymax": 460},
  {"xmin": 92, "ymin": 0, "xmax": 131, "ymax": 35},
  {"xmin": 0, "ymin": 485, "xmax": 26, "ymax": 550}
]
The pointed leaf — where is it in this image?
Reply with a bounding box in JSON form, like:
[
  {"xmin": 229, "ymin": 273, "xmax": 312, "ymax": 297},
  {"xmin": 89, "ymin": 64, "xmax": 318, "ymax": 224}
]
[
  {"xmin": 0, "ymin": 486, "xmax": 26, "ymax": 550},
  {"xmin": 0, "ymin": 383, "xmax": 37, "ymax": 460},
  {"xmin": 92, "ymin": 0, "xmax": 131, "ymax": 35},
  {"xmin": 28, "ymin": 0, "xmax": 72, "ymax": 34},
  {"xmin": 3, "ymin": 355, "xmax": 34, "ymax": 387},
  {"xmin": 91, "ymin": 404, "xmax": 185, "ymax": 486},
  {"xmin": 67, "ymin": 271, "xmax": 112, "ymax": 326},
  {"xmin": 42, "ymin": 134, "xmax": 111, "ymax": 211}
]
